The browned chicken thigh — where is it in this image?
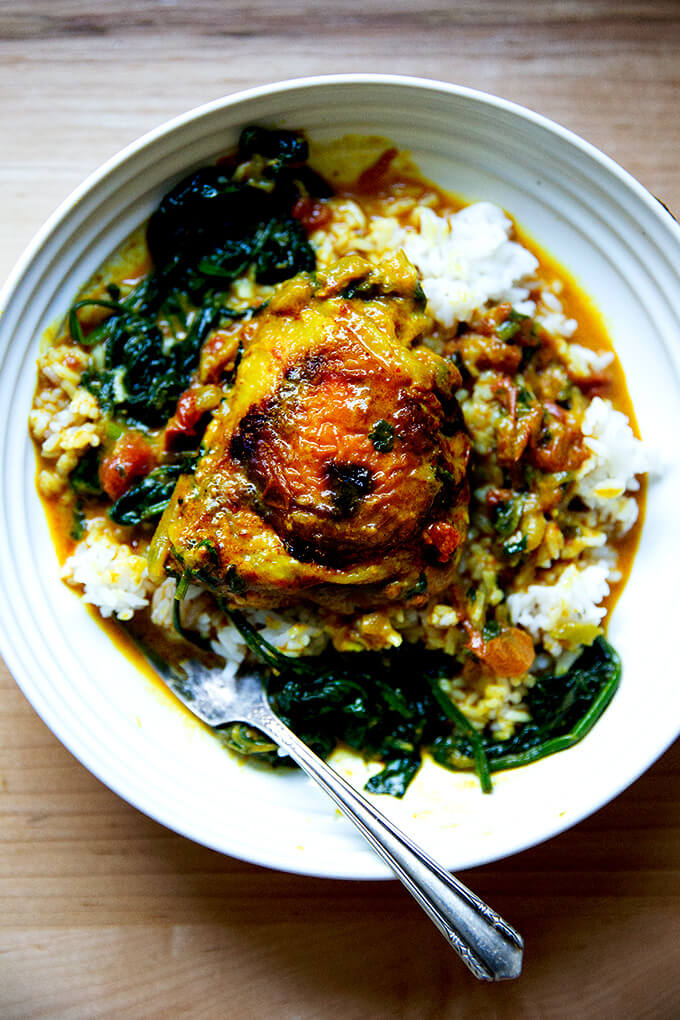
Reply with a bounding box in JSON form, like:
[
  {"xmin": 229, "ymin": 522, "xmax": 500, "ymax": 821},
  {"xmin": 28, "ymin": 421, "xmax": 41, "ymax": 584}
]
[{"xmin": 150, "ymin": 253, "xmax": 470, "ymax": 611}]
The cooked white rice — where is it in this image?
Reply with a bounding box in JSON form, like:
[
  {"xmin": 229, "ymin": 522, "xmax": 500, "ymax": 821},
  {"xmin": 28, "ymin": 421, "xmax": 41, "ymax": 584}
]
[
  {"xmin": 61, "ymin": 519, "xmax": 151, "ymax": 621},
  {"xmin": 507, "ymin": 563, "xmax": 611, "ymax": 656},
  {"xmin": 399, "ymin": 203, "xmax": 539, "ymax": 329},
  {"xmin": 576, "ymin": 396, "xmax": 648, "ymax": 532}
]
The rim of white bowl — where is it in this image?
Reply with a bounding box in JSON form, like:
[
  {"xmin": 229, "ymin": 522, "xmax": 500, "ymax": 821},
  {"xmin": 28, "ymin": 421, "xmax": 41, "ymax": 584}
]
[
  {"xmin": 1, "ymin": 74, "xmax": 679, "ymax": 880},
  {"xmin": 3, "ymin": 74, "xmax": 678, "ymax": 307}
]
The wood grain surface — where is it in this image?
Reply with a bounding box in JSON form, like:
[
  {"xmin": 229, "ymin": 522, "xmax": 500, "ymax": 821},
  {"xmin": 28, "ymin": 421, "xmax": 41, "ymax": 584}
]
[{"xmin": 1, "ymin": 2, "xmax": 679, "ymax": 1017}]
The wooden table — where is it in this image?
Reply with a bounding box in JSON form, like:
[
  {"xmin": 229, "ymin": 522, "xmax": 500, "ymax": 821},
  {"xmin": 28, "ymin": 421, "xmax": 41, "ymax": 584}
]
[{"xmin": 1, "ymin": 3, "xmax": 679, "ymax": 1016}]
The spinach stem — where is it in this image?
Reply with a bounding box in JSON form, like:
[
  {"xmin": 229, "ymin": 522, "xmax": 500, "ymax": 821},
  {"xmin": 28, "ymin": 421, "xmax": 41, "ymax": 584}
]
[
  {"xmin": 486, "ymin": 655, "xmax": 620, "ymax": 773},
  {"xmin": 429, "ymin": 679, "xmax": 493, "ymax": 793},
  {"xmin": 219, "ymin": 603, "xmax": 313, "ymax": 675}
]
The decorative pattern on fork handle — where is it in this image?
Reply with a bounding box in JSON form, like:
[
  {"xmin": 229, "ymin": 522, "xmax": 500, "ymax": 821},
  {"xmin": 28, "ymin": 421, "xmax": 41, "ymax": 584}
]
[{"xmin": 170, "ymin": 661, "xmax": 523, "ymax": 981}]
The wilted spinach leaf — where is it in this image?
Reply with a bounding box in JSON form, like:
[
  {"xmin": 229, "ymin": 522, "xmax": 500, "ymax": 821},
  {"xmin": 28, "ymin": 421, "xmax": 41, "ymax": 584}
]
[
  {"xmin": 431, "ymin": 637, "xmax": 620, "ymax": 775},
  {"xmin": 69, "ymin": 445, "xmax": 103, "ymax": 497},
  {"xmin": 108, "ymin": 454, "xmax": 198, "ymax": 526},
  {"xmin": 214, "ymin": 614, "xmax": 620, "ymax": 799},
  {"xmin": 74, "ymin": 126, "xmax": 327, "ymax": 430},
  {"xmin": 253, "ymin": 219, "xmax": 316, "ymax": 284}
]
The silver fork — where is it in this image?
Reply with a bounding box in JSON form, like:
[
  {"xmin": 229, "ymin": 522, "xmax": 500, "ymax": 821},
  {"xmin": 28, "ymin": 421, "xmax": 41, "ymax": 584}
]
[{"xmin": 148, "ymin": 652, "xmax": 523, "ymax": 981}]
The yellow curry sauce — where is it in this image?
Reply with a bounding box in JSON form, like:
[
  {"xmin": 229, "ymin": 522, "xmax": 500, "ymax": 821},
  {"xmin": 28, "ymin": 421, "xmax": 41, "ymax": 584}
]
[{"xmin": 30, "ymin": 133, "xmax": 645, "ymax": 787}]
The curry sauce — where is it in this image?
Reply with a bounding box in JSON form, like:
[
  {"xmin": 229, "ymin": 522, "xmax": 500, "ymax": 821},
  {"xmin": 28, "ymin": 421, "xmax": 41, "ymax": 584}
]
[{"xmin": 30, "ymin": 128, "xmax": 647, "ymax": 795}]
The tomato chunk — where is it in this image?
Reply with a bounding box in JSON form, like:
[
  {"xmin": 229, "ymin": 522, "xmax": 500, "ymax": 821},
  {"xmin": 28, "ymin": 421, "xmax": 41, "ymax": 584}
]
[
  {"xmin": 482, "ymin": 627, "xmax": 535, "ymax": 678},
  {"xmin": 164, "ymin": 385, "xmax": 223, "ymax": 451},
  {"xmin": 99, "ymin": 433, "xmax": 155, "ymax": 501},
  {"xmin": 292, "ymin": 196, "xmax": 332, "ymax": 232},
  {"xmin": 423, "ymin": 521, "xmax": 463, "ymax": 563}
]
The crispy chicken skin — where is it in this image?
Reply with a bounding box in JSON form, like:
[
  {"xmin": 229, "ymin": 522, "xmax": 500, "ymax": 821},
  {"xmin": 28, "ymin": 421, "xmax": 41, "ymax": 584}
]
[{"xmin": 150, "ymin": 254, "xmax": 470, "ymax": 611}]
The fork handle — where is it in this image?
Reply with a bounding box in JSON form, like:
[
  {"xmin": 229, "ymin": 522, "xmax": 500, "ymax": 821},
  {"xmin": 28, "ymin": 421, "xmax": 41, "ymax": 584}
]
[{"xmin": 248, "ymin": 707, "xmax": 523, "ymax": 981}]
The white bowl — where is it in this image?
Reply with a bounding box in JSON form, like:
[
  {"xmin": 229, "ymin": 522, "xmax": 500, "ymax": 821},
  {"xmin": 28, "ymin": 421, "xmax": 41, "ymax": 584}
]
[{"xmin": 1, "ymin": 75, "xmax": 679, "ymax": 879}]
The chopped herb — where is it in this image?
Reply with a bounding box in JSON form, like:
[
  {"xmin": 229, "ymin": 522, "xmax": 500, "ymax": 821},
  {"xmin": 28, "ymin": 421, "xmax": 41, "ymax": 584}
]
[
  {"xmin": 492, "ymin": 496, "xmax": 523, "ymax": 538},
  {"xmin": 496, "ymin": 320, "xmax": 520, "ymax": 342},
  {"xmin": 413, "ymin": 280, "xmax": 426, "ymax": 308},
  {"xmin": 519, "ymin": 343, "xmax": 540, "ymax": 371},
  {"xmin": 404, "ymin": 572, "xmax": 428, "ymax": 599},
  {"xmin": 482, "ymin": 620, "xmax": 501, "ymax": 641},
  {"xmin": 70, "ymin": 504, "xmax": 86, "ymax": 541},
  {"xmin": 503, "ymin": 533, "xmax": 527, "ymax": 557},
  {"xmin": 369, "ymin": 419, "xmax": 395, "ymax": 453},
  {"xmin": 434, "ymin": 464, "xmax": 458, "ymax": 512},
  {"xmin": 105, "ymin": 420, "xmax": 125, "ymax": 441},
  {"xmin": 497, "ymin": 308, "xmax": 530, "ymax": 343}
]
